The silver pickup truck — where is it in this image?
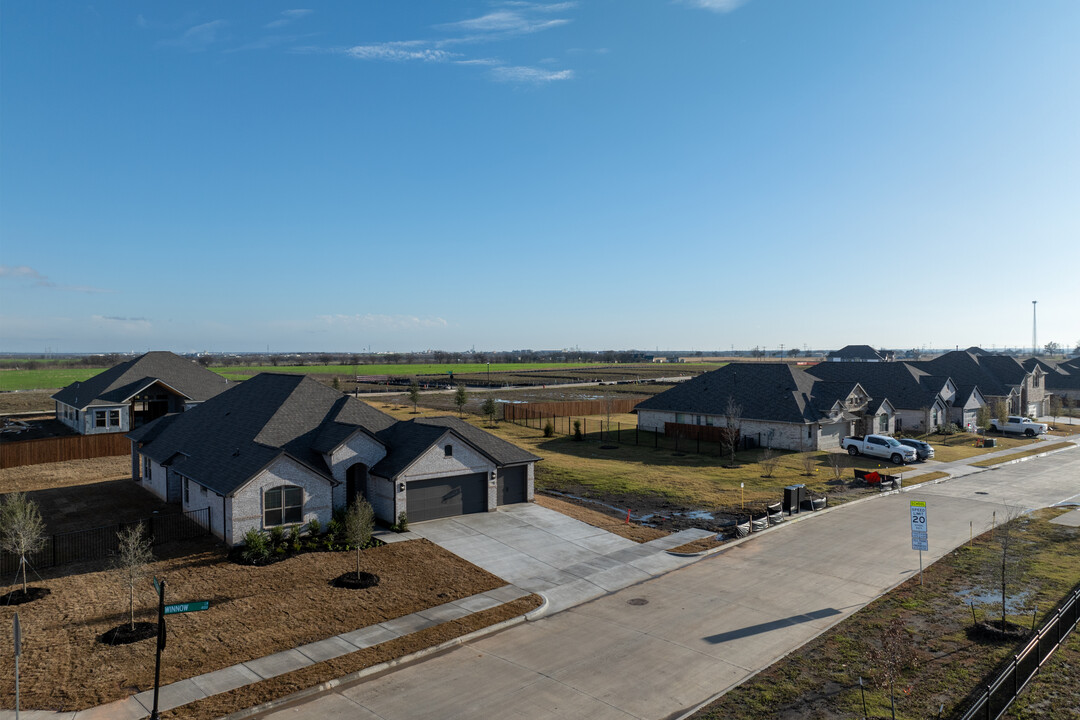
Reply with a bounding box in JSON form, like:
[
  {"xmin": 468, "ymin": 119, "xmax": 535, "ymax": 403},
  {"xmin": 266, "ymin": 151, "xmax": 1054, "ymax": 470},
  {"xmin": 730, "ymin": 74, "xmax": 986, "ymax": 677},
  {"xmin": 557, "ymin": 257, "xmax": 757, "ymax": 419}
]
[{"xmin": 841, "ymin": 434, "xmax": 918, "ymax": 464}]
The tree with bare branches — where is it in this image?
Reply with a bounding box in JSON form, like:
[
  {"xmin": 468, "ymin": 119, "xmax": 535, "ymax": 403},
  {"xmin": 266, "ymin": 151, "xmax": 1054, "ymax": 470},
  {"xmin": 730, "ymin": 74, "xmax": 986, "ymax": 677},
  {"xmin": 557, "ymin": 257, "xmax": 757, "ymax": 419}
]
[
  {"xmin": 0, "ymin": 492, "xmax": 46, "ymax": 594},
  {"xmin": 115, "ymin": 522, "xmax": 154, "ymax": 630},
  {"xmin": 868, "ymin": 617, "xmax": 913, "ymax": 720},
  {"xmin": 760, "ymin": 447, "xmax": 780, "ymax": 478},
  {"xmin": 344, "ymin": 495, "xmax": 375, "ymax": 579},
  {"xmin": 986, "ymin": 504, "xmax": 1031, "ymax": 629},
  {"xmin": 723, "ymin": 396, "xmax": 742, "ymax": 468}
]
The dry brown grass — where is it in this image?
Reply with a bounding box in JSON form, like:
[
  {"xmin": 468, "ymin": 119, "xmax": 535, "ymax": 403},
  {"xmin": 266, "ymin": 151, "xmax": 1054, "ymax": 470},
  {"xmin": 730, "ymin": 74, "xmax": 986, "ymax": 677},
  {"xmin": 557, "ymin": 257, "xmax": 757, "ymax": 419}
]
[
  {"xmin": 159, "ymin": 594, "xmax": 543, "ymax": 720},
  {"xmin": 533, "ymin": 494, "xmax": 668, "ymax": 543},
  {"xmin": 0, "ymin": 538, "xmax": 505, "ymax": 711},
  {"xmin": 0, "ymin": 456, "xmax": 128, "ymax": 494}
]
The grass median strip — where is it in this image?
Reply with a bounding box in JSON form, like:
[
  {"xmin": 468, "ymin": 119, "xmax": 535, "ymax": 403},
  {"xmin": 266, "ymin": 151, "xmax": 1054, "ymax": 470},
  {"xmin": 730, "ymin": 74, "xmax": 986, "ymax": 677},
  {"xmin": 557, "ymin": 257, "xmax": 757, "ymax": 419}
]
[
  {"xmin": 161, "ymin": 595, "xmax": 543, "ymax": 720},
  {"xmin": 971, "ymin": 442, "xmax": 1074, "ymax": 467}
]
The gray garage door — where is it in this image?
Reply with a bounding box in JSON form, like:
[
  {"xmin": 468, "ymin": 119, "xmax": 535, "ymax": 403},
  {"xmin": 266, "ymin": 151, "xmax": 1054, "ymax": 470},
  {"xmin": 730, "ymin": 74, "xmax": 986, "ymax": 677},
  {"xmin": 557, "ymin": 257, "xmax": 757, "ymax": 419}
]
[
  {"xmin": 497, "ymin": 465, "xmax": 527, "ymax": 506},
  {"xmin": 818, "ymin": 422, "xmax": 846, "ymax": 449},
  {"xmin": 406, "ymin": 473, "xmax": 487, "ymax": 522}
]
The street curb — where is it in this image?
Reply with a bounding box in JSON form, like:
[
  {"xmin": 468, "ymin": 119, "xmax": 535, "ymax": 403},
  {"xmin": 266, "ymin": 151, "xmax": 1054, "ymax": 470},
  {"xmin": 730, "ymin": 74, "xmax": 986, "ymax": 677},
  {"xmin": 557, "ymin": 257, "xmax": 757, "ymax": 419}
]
[
  {"xmin": 669, "ymin": 440, "xmax": 1080, "ymax": 720},
  {"xmin": 216, "ymin": 600, "xmax": 538, "ymax": 720},
  {"xmin": 665, "ymin": 441, "xmax": 1079, "ymax": 559},
  {"xmin": 524, "ymin": 592, "xmax": 550, "ymax": 621}
]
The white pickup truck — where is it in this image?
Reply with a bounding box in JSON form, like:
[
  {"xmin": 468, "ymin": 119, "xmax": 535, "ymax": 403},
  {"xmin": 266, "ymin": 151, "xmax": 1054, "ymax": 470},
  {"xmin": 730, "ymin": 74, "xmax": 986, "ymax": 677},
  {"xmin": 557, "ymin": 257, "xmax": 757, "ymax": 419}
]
[
  {"xmin": 841, "ymin": 434, "xmax": 918, "ymax": 464},
  {"xmin": 990, "ymin": 416, "xmax": 1048, "ymax": 437}
]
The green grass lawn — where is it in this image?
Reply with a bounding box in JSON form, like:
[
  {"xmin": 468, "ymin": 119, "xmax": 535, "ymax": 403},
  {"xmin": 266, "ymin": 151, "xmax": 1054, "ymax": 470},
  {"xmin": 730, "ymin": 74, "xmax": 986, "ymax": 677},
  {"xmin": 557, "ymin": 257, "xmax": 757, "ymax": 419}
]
[
  {"xmin": 0, "ymin": 368, "xmax": 105, "ymax": 391},
  {"xmin": 971, "ymin": 442, "xmax": 1075, "ymax": 467},
  {"xmin": 211, "ymin": 362, "xmax": 627, "ymax": 382}
]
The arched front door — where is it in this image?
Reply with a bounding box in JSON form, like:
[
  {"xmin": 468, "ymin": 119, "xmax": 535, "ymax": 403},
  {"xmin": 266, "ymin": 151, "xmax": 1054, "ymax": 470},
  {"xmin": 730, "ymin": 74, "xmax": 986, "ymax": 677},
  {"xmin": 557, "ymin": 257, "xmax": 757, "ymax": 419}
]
[{"xmin": 345, "ymin": 463, "xmax": 369, "ymax": 505}]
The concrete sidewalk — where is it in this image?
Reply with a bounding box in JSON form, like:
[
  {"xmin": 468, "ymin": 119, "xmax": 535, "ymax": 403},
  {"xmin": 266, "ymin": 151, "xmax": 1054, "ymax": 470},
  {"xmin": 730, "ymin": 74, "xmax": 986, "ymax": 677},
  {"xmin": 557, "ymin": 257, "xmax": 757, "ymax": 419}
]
[
  {"xmin": 1, "ymin": 584, "xmax": 535, "ymax": 720},
  {"xmin": 258, "ymin": 443, "xmax": 1080, "ymax": 720}
]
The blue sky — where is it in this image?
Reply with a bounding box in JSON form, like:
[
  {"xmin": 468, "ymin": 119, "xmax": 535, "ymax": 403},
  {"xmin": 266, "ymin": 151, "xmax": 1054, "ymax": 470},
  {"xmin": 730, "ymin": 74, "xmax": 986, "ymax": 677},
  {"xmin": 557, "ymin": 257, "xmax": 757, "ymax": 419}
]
[{"xmin": 2, "ymin": 1, "xmax": 1077, "ymax": 354}]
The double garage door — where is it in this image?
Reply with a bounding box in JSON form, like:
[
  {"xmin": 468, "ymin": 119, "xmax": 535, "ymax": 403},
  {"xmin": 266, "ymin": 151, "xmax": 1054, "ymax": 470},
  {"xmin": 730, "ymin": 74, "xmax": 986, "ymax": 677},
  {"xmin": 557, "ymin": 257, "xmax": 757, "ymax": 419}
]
[
  {"xmin": 405, "ymin": 465, "xmax": 530, "ymax": 522},
  {"xmin": 406, "ymin": 473, "xmax": 487, "ymax": 522}
]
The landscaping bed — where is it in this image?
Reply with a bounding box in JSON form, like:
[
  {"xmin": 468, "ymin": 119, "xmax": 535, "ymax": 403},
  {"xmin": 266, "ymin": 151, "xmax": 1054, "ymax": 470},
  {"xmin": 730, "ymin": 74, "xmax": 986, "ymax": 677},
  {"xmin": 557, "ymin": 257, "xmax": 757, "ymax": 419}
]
[
  {"xmin": 971, "ymin": 441, "xmax": 1074, "ymax": 467},
  {"xmin": 0, "ymin": 537, "xmax": 507, "ymax": 711},
  {"xmin": 688, "ymin": 507, "xmax": 1080, "ymax": 719}
]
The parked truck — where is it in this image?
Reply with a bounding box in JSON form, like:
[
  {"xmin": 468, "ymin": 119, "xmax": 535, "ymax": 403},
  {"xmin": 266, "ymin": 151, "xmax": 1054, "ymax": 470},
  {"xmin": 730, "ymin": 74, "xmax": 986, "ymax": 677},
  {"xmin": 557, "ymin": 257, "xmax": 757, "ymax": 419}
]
[
  {"xmin": 841, "ymin": 434, "xmax": 918, "ymax": 464},
  {"xmin": 989, "ymin": 416, "xmax": 1048, "ymax": 437}
]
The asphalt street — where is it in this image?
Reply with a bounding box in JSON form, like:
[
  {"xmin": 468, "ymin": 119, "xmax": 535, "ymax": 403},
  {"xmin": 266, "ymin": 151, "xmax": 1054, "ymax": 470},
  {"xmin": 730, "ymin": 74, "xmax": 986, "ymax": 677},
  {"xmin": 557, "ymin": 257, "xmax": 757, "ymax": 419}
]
[{"xmin": 257, "ymin": 446, "xmax": 1080, "ymax": 720}]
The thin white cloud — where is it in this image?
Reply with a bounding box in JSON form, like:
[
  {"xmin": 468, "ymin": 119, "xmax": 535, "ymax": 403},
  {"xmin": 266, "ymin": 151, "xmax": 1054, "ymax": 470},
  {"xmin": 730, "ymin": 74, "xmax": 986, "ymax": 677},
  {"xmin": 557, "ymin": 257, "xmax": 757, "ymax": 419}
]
[
  {"xmin": 443, "ymin": 11, "xmax": 570, "ymax": 35},
  {"xmin": 345, "ymin": 42, "xmax": 456, "ymax": 63},
  {"xmin": 317, "ymin": 314, "xmax": 448, "ymax": 330},
  {"xmin": 160, "ymin": 19, "xmax": 228, "ymax": 51},
  {"xmin": 0, "ymin": 265, "xmax": 113, "ymax": 294},
  {"xmin": 454, "ymin": 57, "xmax": 502, "ymax": 66},
  {"xmin": 680, "ymin": 0, "xmax": 748, "ymax": 13},
  {"xmin": 489, "ymin": 65, "xmax": 574, "ymax": 83},
  {"xmin": 265, "ymin": 9, "xmax": 313, "ymax": 29},
  {"xmin": 91, "ymin": 315, "xmax": 153, "ymax": 333}
]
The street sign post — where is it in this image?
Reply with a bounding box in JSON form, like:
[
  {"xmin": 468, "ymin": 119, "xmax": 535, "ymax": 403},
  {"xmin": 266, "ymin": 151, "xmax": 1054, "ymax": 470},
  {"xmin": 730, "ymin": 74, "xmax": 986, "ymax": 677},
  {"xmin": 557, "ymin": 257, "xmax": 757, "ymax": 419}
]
[
  {"xmin": 910, "ymin": 501, "xmax": 928, "ymax": 584},
  {"xmin": 164, "ymin": 601, "xmax": 209, "ymax": 615},
  {"xmin": 13, "ymin": 613, "xmax": 20, "ymax": 720}
]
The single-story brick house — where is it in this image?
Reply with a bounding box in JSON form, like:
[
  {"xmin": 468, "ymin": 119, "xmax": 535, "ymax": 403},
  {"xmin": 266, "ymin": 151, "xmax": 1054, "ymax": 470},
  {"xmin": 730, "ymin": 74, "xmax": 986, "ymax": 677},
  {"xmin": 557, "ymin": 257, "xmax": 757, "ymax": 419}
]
[
  {"xmin": 127, "ymin": 373, "xmax": 539, "ymax": 545},
  {"xmin": 635, "ymin": 363, "xmax": 896, "ymax": 451},
  {"xmin": 52, "ymin": 351, "xmax": 229, "ymax": 435},
  {"xmin": 913, "ymin": 350, "xmax": 1049, "ymax": 417},
  {"xmin": 804, "ymin": 361, "xmax": 984, "ymax": 433}
]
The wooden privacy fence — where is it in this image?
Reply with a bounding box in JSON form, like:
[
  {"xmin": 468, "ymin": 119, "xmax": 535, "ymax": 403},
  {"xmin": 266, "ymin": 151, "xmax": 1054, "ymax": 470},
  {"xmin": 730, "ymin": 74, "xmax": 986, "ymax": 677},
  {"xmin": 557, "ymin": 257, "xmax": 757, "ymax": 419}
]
[
  {"xmin": 0, "ymin": 433, "xmax": 131, "ymax": 469},
  {"xmin": 502, "ymin": 397, "xmax": 645, "ymax": 421}
]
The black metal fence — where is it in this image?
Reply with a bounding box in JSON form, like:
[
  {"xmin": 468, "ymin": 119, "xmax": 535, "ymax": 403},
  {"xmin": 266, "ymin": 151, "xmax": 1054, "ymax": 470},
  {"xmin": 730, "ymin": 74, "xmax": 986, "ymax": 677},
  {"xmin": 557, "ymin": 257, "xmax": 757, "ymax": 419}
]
[
  {"xmin": 1, "ymin": 507, "xmax": 210, "ymax": 576},
  {"xmin": 956, "ymin": 583, "xmax": 1080, "ymax": 720}
]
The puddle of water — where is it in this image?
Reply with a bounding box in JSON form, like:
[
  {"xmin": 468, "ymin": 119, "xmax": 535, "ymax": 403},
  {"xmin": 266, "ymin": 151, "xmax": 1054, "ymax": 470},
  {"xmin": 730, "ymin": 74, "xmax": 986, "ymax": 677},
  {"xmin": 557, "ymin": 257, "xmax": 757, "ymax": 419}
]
[
  {"xmin": 956, "ymin": 587, "xmax": 1033, "ymax": 614},
  {"xmin": 545, "ymin": 491, "xmax": 734, "ymax": 526}
]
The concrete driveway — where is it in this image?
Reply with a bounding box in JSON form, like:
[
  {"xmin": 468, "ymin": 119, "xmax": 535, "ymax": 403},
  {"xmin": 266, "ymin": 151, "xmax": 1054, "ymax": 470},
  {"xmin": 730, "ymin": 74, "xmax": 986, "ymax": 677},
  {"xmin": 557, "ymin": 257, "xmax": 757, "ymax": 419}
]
[
  {"xmin": 256, "ymin": 446, "xmax": 1080, "ymax": 720},
  {"xmin": 409, "ymin": 503, "xmax": 713, "ymax": 614}
]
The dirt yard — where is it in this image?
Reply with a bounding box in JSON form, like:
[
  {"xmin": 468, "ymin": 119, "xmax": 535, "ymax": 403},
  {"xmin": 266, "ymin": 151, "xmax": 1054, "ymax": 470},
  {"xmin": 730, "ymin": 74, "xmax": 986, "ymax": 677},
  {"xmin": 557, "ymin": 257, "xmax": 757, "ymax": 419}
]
[
  {"xmin": 0, "ymin": 456, "xmax": 129, "ymax": 494},
  {"xmin": 27, "ymin": 479, "xmax": 173, "ymax": 534},
  {"xmin": 533, "ymin": 493, "xmax": 668, "ymax": 543},
  {"xmin": 0, "ymin": 389, "xmax": 57, "ymax": 415},
  {"xmin": 0, "ymin": 538, "xmax": 509, "ymax": 711}
]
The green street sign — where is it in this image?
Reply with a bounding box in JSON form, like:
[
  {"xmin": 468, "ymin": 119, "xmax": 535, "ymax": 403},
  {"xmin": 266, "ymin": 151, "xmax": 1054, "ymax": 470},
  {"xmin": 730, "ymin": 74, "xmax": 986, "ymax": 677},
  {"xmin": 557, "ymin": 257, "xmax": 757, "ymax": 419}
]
[
  {"xmin": 152, "ymin": 576, "xmax": 161, "ymax": 594},
  {"xmin": 163, "ymin": 600, "xmax": 209, "ymax": 615}
]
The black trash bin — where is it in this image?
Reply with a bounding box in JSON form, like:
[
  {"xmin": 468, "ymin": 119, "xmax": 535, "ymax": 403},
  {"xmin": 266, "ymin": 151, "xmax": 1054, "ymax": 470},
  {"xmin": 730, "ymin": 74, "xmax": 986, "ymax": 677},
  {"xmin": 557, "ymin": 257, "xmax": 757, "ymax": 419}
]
[
  {"xmin": 784, "ymin": 484, "xmax": 806, "ymax": 515},
  {"xmin": 983, "ymin": 437, "xmax": 996, "ymax": 448}
]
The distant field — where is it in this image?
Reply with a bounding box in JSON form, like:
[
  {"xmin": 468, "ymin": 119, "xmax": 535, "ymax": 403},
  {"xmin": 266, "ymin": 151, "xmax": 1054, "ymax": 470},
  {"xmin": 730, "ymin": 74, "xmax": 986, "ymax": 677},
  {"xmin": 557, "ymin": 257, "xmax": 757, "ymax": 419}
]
[
  {"xmin": 0, "ymin": 368, "xmax": 104, "ymax": 391},
  {"xmin": 0, "ymin": 361, "xmax": 720, "ymax": 391},
  {"xmin": 211, "ymin": 362, "xmax": 612, "ymax": 381}
]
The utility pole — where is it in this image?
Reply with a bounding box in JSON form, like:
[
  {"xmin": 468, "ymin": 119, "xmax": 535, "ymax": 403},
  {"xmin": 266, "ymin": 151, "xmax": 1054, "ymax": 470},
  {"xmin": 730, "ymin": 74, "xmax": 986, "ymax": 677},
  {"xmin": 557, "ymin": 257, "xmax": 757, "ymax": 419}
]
[{"xmin": 1032, "ymin": 300, "xmax": 1038, "ymax": 356}]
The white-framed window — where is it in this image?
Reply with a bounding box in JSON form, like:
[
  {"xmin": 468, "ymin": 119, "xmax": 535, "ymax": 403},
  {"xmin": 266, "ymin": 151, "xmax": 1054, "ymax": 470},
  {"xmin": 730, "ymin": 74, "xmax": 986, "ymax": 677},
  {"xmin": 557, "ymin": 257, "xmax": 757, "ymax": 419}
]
[
  {"xmin": 109, "ymin": 409, "xmax": 120, "ymax": 427},
  {"xmin": 879, "ymin": 414, "xmax": 888, "ymax": 431},
  {"xmin": 264, "ymin": 485, "xmax": 303, "ymax": 527},
  {"xmin": 95, "ymin": 410, "xmax": 107, "ymax": 428}
]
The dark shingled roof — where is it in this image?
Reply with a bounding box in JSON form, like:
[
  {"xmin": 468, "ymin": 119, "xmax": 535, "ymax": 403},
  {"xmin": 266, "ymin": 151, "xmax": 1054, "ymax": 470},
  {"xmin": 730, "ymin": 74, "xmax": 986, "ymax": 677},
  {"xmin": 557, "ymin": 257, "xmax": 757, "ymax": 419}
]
[
  {"xmin": 636, "ymin": 363, "xmax": 859, "ymax": 424},
  {"xmin": 911, "ymin": 351, "xmax": 1022, "ymax": 397},
  {"xmin": 128, "ymin": 373, "xmax": 538, "ymax": 496},
  {"xmin": 371, "ymin": 416, "xmax": 541, "ymax": 479},
  {"xmin": 806, "ymin": 362, "xmax": 944, "ymax": 410},
  {"xmin": 52, "ymin": 351, "xmax": 229, "ymax": 409},
  {"xmin": 826, "ymin": 345, "xmax": 890, "ymax": 361}
]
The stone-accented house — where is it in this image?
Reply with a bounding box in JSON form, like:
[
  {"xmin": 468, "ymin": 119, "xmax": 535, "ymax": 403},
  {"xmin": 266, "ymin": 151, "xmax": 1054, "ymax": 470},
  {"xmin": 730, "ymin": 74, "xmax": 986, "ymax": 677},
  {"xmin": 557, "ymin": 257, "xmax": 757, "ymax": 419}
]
[
  {"xmin": 805, "ymin": 362, "xmax": 985, "ymax": 433},
  {"xmin": 914, "ymin": 351, "xmax": 1049, "ymax": 417},
  {"xmin": 126, "ymin": 373, "xmax": 539, "ymax": 545},
  {"xmin": 52, "ymin": 351, "xmax": 230, "ymax": 435},
  {"xmin": 635, "ymin": 363, "xmax": 895, "ymax": 451},
  {"xmin": 1027, "ymin": 357, "xmax": 1080, "ymax": 405},
  {"xmin": 826, "ymin": 345, "xmax": 895, "ymax": 362}
]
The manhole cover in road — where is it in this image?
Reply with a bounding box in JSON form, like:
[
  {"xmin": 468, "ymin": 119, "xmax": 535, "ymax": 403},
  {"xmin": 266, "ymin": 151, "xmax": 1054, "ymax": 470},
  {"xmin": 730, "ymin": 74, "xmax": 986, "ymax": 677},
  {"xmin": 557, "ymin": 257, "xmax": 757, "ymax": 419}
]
[
  {"xmin": 975, "ymin": 491, "xmax": 990, "ymax": 495},
  {"xmin": 627, "ymin": 598, "xmax": 649, "ymax": 606}
]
